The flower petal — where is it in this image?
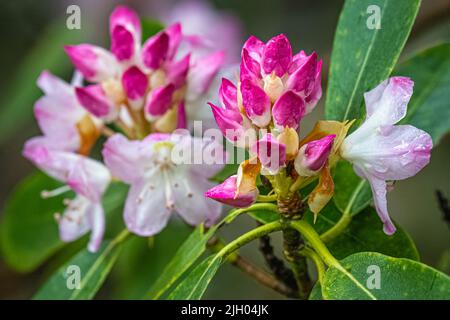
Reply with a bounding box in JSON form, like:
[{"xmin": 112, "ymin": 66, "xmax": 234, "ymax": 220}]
[
  {"xmin": 294, "ymin": 134, "xmax": 335, "ymax": 176},
  {"xmin": 109, "ymin": 5, "xmax": 141, "ymax": 61},
  {"xmin": 208, "ymin": 102, "xmax": 248, "ymax": 145},
  {"xmin": 262, "ymin": 34, "xmax": 292, "ymax": 77},
  {"xmin": 307, "ymin": 164, "xmax": 334, "ymax": 218},
  {"xmin": 64, "ymin": 44, "xmax": 119, "ymax": 82},
  {"xmin": 102, "ymin": 133, "xmax": 153, "ymax": 183},
  {"xmin": 176, "ymin": 101, "xmax": 187, "ymax": 129},
  {"xmin": 144, "ymin": 84, "xmax": 175, "ymax": 119},
  {"xmin": 240, "ymin": 48, "xmax": 262, "ymax": 82},
  {"xmin": 355, "ymin": 167, "xmax": 396, "ymax": 235},
  {"xmin": 242, "ymin": 36, "xmax": 265, "ymax": 62},
  {"xmin": 187, "ymin": 50, "xmax": 225, "ymax": 100},
  {"xmin": 75, "ymin": 85, "xmax": 117, "ymax": 121},
  {"xmin": 236, "ymin": 158, "xmax": 261, "ymax": 196},
  {"xmin": 141, "ymin": 31, "xmax": 169, "ymax": 69},
  {"xmin": 166, "ymin": 23, "xmax": 182, "ymax": 60},
  {"xmin": 286, "ymin": 52, "xmax": 318, "ymax": 96},
  {"xmin": 171, "ymin": 170, "xmax": 222, "ymax": 227},
  {"xmin": 219, "ymin": 78, "xmax": 238, "ymax": 110},
  {"xmin": 66, "ymin": 156, "xmax": 111, "ymax": 202},
  {"xmin": 121, "ymin": 66, "xmax": 148, "ymax": 100},
  {"xmin": 272, "ymin": 90, "xmax": 305, "ymax": 130},
  {"xmin": 86, "ymin": 202, "xmax": 105, "ymax": 252},
  {"xmin": 342, "ymin": 124, "xmax": 432, "ymax": 181},
  {"xmin": 251, "ymin": 134, "xmax": 286, "ymax": 174},
  {"xmin": 59, "ymin": 195, "xmax": 91, "ymax": 243},
  {"xmin": 240, "ymin": 79, "xmax": 271, "ymax": 127},
  {"xmin": 166, "ymin": 54, "xmax": 190, "ymax": 88},
  {"xmin": 124, "ymin": 178, "xmax": 172, "ymax": 236},
  {"xmin": 205, "ymin": 175, "xmax": 257, "ymax": 208},
  {"xmin": 363, "ymin": 76, "xmax": 414, "ymax": 129}
]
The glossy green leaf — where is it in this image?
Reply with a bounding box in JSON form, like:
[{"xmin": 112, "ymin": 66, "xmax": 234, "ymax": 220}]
[
  {"xmin": 33, "ymin": 235, "xmax": 126, "ymax": 300},
  {"xmin": 323, "ymin": 252, "xmax": 450, "ymax": 300},
  {"xmin": 395, "ymin": 43, "xmax": 450, "ymax": 144},
  {"xmin": 0, "ymin": 173, "xmax": 128, "ymax": 273},
  {"xmin": 0, "ymin": 21, "xmax": 88, "ymax": 145},
  {"xmin": 309, "ymin": 283, "xmax": 323, "ymax": 300},
  {"xmin": 0, "ymin": 173, "xmax": 67, "ymax": 272},
  {"xmin": 112, "ymin": 222, "xmax": 192, "ymax": 299},
  {"xmin": 325, "ymin": 0, "xmax": 420, "ymax": 121},
  {"xmin": 306, "ymin": 205, "xmax": 419, "ymax": 260},
  {"xmin": 141, "ymin": 19, "xmax": 164, "ymax": 41},
  {"xmin": 146, "ymin": 208, "xmax": 243, "ymax": 299},
  {"xmin": 332, "ymin": 161, "xmax": 371, "ymax": 216},
  {"xmin": 166, "ymin": 254, "xmax": 223, "ymax": 300},
  {"xmin": 145, "ymin": 225, "xmax": 215, "ymax": 300}
]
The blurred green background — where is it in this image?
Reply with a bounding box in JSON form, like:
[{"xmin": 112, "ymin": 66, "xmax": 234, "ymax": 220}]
[{"xmin": 0, "ymin": 0, "xmax": 449, "ymax": 299}]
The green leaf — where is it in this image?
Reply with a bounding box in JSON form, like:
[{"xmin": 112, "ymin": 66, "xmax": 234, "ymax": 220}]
[
  {"xmin": 325, "ymin": 0, "xmax": 420, "ymax": 121},
  {"xmin": 33, "ymin": 235, "xmax": 127, "ymax": 300},
  {"xmin": 323, "ymin": 252, "xmax": 450, "ymax": 300},
  {"xmin": 0, "ymin": 173, "xmax": 128, "ymax": 273},
  {"xmin": 112, "ymin": 222, "xmax": 192, "ymax": 299},
  {"xmin": 309, "ymin": 283, "xmax": 323, "ymax": 300},
  {"xmin": 141, "ymin": 19, "xmax": 164, "ymax": 41},
  {"xmin": 332, "ymin": 161, "xmax": 371, "ymax": 216},
  {"xmin": 306, "ymin": 205, "xmax": 419, "ymax": 260},
  {"xmin": 146, "ymin": 208, "xmax": 243, "ymax": 299},
  {"xmin": 0, "ymin": 173, "xmax": 67, "ymax": 272},
  {"xmin": 0, "ymin": 21, "xmax": 88, "ymax": 145},
  {"xmin": 166, "ymin": 254, "xmax": 223, "ymax": 300},
  {"xmin": 145, "ymin": 225, "xmax": 215, "ymax": 300},
  {"xmin": 394, "ymin": 43, "xmax": 450, "ymax": 144}
]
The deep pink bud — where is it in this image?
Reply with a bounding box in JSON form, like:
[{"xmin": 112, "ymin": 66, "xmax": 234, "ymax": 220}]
[
  {"xmin": 75, "ymin": 85, "xmax": 116, "ymax": 120},
  {"xmin": 272, "ymin": 91, "xmax": 305, "ymax": 130},
  {"xmin": 294, "ymin": 134, "xmax": 335, "ymax": 176},
  {"xmin": 262, "ymin": 34, "xmax": 292, "ymax": 77},
  {"xmin": 205, "ymin": 175, "xmax": 257, "ymax": 208},
  {"xmin": 286, "ymin": 52, "xmax": 318, "ymax": 95},
  {"xmin": 219, "ymin": 78, "xmax": 238, "ymax": 110},
  {"xmin": 142, "ymin": 32, "xmax": 169, "ymax": 69},
  {"xmin": 144, "ymin": 84, "xmax": 175, "ymax": 119},
  {"xmin": 109, "ymin": 5, "xmax": 141, "ymax": 61},
  {"xmin": 251, "ymin": 133, "xmax": 286, "ymax": 174},
  {"xmin": 166, "ymin": 54, "xmax": 190, "ymax": 88},
  {"xmin": 64, "ymin": 45, "xmax": 118, "ymax": 82},
  {"xmin": 208, "ymin": 102, "xmax": 244, "ymax": 143},
  {"xmin": 240, "ymin": 79, "xmax": 271, "ymax": 127},
  {"xmin": 121, "ymin": 66, "xmax": 148, "ymax": 100},
  {"xmin": 240, "ymin": 49, "xmax": 262, "ymax": 82}
]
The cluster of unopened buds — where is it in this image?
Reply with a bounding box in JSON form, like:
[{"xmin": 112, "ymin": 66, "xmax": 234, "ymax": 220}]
[
  {"xmin": 205, "ymin": 35, "xmax": 432, "ymax": 235},
  {"xmin": 23, "ymin": 5, "xmax": 432, "ymax": 253}
]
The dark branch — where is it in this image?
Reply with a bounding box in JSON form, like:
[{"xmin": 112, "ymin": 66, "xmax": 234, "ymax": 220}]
[{"xmin": 436, "ymin": 190, "xmax": 450, "ymax": 228}]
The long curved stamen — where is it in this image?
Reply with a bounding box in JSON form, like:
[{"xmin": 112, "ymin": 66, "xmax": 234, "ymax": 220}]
[{"xmin": 41, "ymin": 185, "xmax": 71, "ymax": 198}]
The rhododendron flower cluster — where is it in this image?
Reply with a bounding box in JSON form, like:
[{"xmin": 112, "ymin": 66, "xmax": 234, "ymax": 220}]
[
  {"xmin": 205, "ymin": 34, "xmax": 432, "ymax": 235},
  {"xmin": 22, "ymin": 5, "xmax": 226, "ymax": 252}
]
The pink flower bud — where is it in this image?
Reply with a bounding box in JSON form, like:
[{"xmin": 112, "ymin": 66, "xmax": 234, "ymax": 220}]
[{"xmin": 294, "ymin": 134, "xmax": 335, "ymax": 176}]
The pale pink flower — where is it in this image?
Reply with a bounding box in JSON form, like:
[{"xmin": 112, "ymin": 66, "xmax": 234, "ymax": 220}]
[
  {"xmin": 102, "ymin": 133, "xmax": 224, "ymax": 236},
  {"xmin": 341, "ymin": 77, "xmax": 433, "ymax": 235}
]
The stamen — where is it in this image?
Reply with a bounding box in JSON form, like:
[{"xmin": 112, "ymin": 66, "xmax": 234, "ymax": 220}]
[
  {"xmin": 163, "ymin": 170, "xmax": 175, "ymax": 209},
  {"xmin": 41, "ymin": 185, "xmax": 71, "ymax": 199}
]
